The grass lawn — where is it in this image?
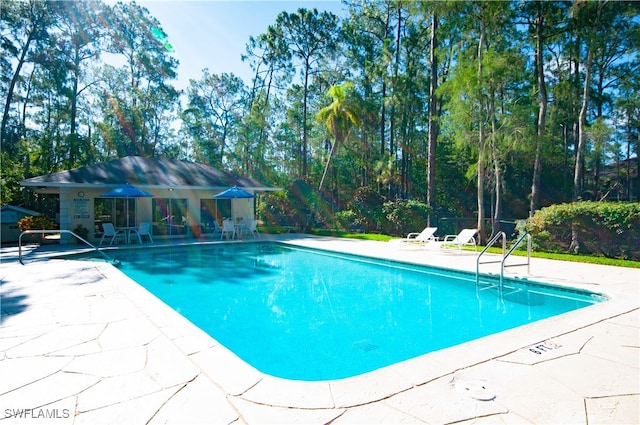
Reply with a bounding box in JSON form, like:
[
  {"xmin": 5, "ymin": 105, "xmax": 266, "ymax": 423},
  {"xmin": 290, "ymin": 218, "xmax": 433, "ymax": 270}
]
[{"xmin": 259, "ymin": 226, "xmax": 639, "ymax": 269}]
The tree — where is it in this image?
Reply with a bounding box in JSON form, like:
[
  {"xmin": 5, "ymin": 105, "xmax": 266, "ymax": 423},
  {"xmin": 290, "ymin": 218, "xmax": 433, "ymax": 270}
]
[
  {"xmin": 615, "ymin": 70, "xmax": 640, "ymax": 201},
  {"xmin": 568, "ymin": 0, "xmax": 606, "ymax": 252},
  {"xmin": 184, "ymin": 71, "xmax": 247, "ymax": 168},
  {"xmin": 440, "ymin": 2, "xmax": 493, "ymax": 242},
  {"xmin": 520, "ymin": 1, "xmax": 567, "ymax": 214},
  {"xmin": 49, "ymin": 0, "xmax": 107, "ymax": 168},
  {"xmin": 1, "ymin": 0, "xmax": 53, "ymax": 145},
  {"xmin": 316, "ymin": 82, "xmax": 361, "ymax": 192},
  {"xmin": 3, "ymin": 0, "xmax": 639, "ymax": 233},
  {"xmin": 341, "ymin": 0, "xmax": 391, "ymax": 190},
  {"xmin": 413, "ymin": 0, "xmax": 460, "ymax": 221},
  {"xmin": 426, "ymin": 10, "xmax": 439, "ymax": 225},
  {"xmin": 439, "ymin": 2, "xmax": 526, "ymax": 241},
  {"xmin": 270, "ymin": 8, "xmax": 340, "ymax": 178},
  {"xmin": 98, "ymin": 1, "xmax": 179, "ymax": 157}
]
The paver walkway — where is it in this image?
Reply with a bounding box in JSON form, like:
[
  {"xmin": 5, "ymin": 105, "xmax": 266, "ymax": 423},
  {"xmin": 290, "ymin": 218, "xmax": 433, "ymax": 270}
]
[{"xmin": 1, "ymin": 237, "xmax": 638, "ymax": 424}]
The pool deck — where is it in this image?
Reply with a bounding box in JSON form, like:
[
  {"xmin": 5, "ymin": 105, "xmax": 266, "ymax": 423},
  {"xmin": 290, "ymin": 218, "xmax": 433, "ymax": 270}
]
[{"xmin": 1, "ymin": 235, "xmax": 638, "ymax": 424}]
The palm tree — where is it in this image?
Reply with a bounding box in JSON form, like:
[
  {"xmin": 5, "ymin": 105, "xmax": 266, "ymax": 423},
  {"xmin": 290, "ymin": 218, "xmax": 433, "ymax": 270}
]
[{"xmin": 316, "ymin": 82, "xmax": 361, "ymax": 192}]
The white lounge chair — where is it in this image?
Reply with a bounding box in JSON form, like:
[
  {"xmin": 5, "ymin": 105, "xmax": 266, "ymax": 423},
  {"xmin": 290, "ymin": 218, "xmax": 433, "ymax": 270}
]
[
  {"xmin": 437, "ymin": 228, "xmax": 478, "ymax": 252},
  {"xmin": 131, "ymin": 222, "xmax": 153, "ymax": 244},
  {"xmin": 99, "ymin": 223, "xmax": 125, "ymax": 246},
  {"xmin": 396, "ymin": 227, "xmax": 438, "ymax": 249}
]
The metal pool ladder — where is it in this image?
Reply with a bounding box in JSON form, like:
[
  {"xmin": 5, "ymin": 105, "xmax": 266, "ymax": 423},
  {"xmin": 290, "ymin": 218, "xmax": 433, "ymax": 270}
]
[
  {"xmin": 476, "ymin": 231, "xmax": 532, "ymax": 290},
  {"xmin": 18, "ymin": 229, "xmax": 119, "ymax": 266}
]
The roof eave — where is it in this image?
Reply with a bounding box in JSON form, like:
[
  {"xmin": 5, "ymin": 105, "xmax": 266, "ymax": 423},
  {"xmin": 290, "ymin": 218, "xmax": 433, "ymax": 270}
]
[{"xmin": 20, "ymin": 181, "xmax": 282, "ymax": 193}]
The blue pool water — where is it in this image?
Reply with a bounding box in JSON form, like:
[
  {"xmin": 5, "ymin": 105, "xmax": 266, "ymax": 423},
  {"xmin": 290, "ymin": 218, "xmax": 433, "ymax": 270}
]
[{"xmin": 109, "ymin": 243, "xmax": 602, "ymax": 381}]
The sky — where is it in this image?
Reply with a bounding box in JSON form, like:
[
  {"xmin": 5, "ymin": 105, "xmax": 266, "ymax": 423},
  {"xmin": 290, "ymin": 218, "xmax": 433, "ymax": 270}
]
[{"xmin": 139, "ymin": 1, "xmax": 346, "ymax": 92}]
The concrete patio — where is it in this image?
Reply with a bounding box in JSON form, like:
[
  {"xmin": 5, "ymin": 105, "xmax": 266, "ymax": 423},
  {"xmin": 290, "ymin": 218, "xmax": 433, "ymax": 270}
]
[{"xmin": 1, "ymin": 235, "xmax": 638, "ymax": 424}]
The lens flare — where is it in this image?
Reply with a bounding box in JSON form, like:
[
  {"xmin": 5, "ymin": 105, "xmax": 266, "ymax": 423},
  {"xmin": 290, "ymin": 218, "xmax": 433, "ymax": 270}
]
[{"xmin": 150, "ymin": 26, "xmax": 175, "ymax": 53}]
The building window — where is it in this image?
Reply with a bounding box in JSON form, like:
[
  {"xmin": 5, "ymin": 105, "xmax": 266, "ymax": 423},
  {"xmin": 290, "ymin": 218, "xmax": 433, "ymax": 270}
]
[
  {"xmin": 94, "ymin": 198, "xmax": 136, "ymax": 236},
  {"xmin": 152, "ymin": 198, "xmax": 188, "ymax": 236},
  {"xmin": 200, "ymin": 199, "xmax": 231, "ymax": 233}
]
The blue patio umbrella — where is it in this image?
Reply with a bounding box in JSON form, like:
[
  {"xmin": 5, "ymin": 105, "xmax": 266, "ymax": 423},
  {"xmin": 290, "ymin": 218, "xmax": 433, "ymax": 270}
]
[
  {"xmin": 213, "ymin": 187, "xmax": 254, "ymax": 225},
  {"xmin": 213, "ymin": 186, "xmax": 254, "ymax": 199},
  {"xmin": 100, "ymin": 184, "xmax": 153, "ymax": 227}
]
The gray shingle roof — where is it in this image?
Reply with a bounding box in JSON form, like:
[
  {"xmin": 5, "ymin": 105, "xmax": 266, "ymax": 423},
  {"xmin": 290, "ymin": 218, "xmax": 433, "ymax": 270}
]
[{"xmin": 20, "ymin": 156, "xmax": 275, "ymax": 191}]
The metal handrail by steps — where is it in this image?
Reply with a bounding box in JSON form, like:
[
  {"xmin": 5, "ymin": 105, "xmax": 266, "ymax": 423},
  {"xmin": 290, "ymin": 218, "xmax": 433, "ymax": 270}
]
[
  {"xmin": 476, "ymin": 231, "xmax": 532, "ymax": 290},
  {"xmin": 500, "ymin": 231, "xmax": 532, "ymax": 284},
  {"xmin": 18, "ymin": 229, "xmax": 119, "ymax": 266},
  {"xmin": 476, "ymin": 231, "xmax": 506, "ymax": 286}
]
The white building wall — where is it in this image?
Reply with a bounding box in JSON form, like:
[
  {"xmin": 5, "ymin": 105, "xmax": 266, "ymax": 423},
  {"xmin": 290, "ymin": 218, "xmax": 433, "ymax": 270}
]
[
  {"xmin": 59, "ymin": 187, "xmax": 73, "ymax": 244},
  {"xmin": 61, "ymin": 186, "xmax": 255, "ymax": 243}
]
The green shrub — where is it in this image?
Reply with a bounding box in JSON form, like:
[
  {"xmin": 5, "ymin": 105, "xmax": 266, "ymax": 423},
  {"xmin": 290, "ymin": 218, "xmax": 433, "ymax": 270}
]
[
  {"xmin": 257, "ymin": 179, "xmax": 323, "ymax": 229},
  {"xmin": 257, "ymin": 191, "xmax": 292, "ymax": 226},
  {"xmin": 73, "ymin": 224, "xmax": 89, "ymax": 238},
  {"xmin": 382, "ymin": 199, "xmax": 431, "ymax": 236},
  {"xmin": 526, "ymin": 201, "xmax": 640, "ymax": 260},
  {"xmin": 335, "ymin": 210, "xmax": 360, "ymax": 231},
  {"xmin": 348, "ymin": 187, "xmax": 386, "ymax": 232}
]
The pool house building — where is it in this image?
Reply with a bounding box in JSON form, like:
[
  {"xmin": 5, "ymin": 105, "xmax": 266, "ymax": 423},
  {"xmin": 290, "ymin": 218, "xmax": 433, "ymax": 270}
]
[{"xmin": 19, "ymin": 156, "xmax": 279, "ymax": 244}]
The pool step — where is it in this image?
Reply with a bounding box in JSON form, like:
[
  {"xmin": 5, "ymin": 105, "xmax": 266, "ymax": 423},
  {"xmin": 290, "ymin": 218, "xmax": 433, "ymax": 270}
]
[
  {"xmin": 476, "ymin": 278, "xmax": 501, "ymax": 291},
  {"xmin": 476, "ymin": 279, "xmax": 527, "ymax": 300}
]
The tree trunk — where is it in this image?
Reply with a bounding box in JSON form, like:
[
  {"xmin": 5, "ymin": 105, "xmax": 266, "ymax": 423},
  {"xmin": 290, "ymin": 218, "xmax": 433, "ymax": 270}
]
[
  {"xmin": 530, "ymin": 3, "xmax": 547, "ymax": 215},
  {"xmin": 386, "ymin": 5, "xmax": 403, "ymax": 200},
  {"xmin": 380, "ymin": 82, "xmax": 386, "ymax": 158},
  {"xmin": 2, "ymin": 22, "xmax": 37, "ymax": 142},
  {"xmin": 476, "ymin": 17, "xmax": 486, "ymax": 244},
  {"xmin": 625, "ymin": 131, "xmax": 640, "ymax": 202},
  {"xmin": 477, "ymin": 122, "xmax": 485, "ymax": 244},
  {"xmin": 571, "ymin": 2, "xmax": 598, "ymax": 253},
  {"xmin": 318, "ymin": 139, "xmax": 337, "ymax": 193},
  {"xmin": 427, "ymin": 12, "xmax": 439, "ymax": 227},
  {"xmin": 302, "ymin": 61, "xmax": 310, "ymax": 178},
  {"xmin": 490, "ymin": 92, "xmax": 501, "ymax": 238},
  {"xmin": 573, "ymin": 44, "xmax": 593, "ymax": 201}
]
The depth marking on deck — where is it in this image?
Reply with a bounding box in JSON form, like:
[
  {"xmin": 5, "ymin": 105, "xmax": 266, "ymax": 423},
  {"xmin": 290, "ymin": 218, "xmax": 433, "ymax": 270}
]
[{"xmin": 527, "ymin": 340, "xmax": 562, "ymax": 355}]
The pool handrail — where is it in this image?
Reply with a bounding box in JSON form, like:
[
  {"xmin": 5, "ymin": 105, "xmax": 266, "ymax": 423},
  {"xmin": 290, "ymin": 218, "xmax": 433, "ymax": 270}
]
[
  {"xmin": 500, "ymin": 231, "xmax": 532, "ymax": 283},
  {"xmin": 476, "ymin": 231, "xmax": 532, "ymax": 290},
  {"xmin": 18, "ymin": 229, "xmax": 119, "ymax": 266},
  {"xmin": 476, "ymin": 231, "xmax": 506, "ymax": 287}
]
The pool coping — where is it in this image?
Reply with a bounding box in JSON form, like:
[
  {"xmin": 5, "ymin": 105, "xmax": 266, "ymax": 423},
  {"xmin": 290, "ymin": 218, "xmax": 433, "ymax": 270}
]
[{"xmin": 1, "ymin": 235, "xmax": 638, "ymax": 423}]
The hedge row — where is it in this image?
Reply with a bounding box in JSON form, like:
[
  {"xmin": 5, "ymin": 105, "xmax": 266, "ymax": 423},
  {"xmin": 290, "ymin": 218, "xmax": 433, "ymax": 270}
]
[{"xmin": 526, "ymin": 201, "xmax": 640, "ymax": 260}]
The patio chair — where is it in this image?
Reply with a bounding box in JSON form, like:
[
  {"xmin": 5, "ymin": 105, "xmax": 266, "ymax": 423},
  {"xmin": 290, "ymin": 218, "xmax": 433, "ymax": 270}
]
[
  {"xmin": 131, "ymin": 222, "xmax": 153, "ymax": 244},
  {"xmin": 99, "ymin": 223, "xmax": 125, "ymax": 246},
  {"xmin": 437, "ymin": 228, "xmax": 478, "ymax": 252},
  {"xmin": 208, "ymin": 220, "xmax": 223, "ymax": 238},
  {"xmin": 396, "ymin": 227, "xmax": 438, "ymax": 249},
  {"xmin": 221, "ymin": 219, "xmax": 236, "ymax": 240},
  {"xmin": 246, "ymin": 219, "xmax": 260, "ymax": 239}
]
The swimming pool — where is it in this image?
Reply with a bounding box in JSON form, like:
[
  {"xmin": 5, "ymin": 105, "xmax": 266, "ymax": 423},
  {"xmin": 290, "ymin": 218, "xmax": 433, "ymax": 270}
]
[{"xmin": 109, "ymin": 242, "xmax": 602, "ymax": 381}]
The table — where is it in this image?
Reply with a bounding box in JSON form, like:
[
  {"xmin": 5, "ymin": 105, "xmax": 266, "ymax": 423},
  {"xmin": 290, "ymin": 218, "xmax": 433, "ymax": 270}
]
[
  {"xmin": 116, "ymin": 226, "xmax": 138, "ymax": 244},
  {"xmin": 234, "ymin": 223, "xmax": 248, "ymax": 239}
]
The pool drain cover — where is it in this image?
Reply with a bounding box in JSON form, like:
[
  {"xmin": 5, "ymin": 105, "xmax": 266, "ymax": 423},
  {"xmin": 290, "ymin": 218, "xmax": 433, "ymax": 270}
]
[{"xmin": 353, "ymin": 339, "xmax": 379, "ymax": 352}]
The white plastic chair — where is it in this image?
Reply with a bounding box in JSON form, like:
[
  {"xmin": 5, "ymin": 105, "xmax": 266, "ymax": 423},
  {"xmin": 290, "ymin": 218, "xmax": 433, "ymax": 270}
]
[
  {"xmin": 221, "ymin": 219, "xmax": 236, "ymax": 240},
  {"xmin": 246, "ymin": 219, "xmax": 260, "ymax": 238},
  {"xmin": 209, "ymin": 220, "xmax": 223, "ymax": 238},
  {"xmin": 131, "ymin": 222, "xmax": 153, "ymax": 244},
  {"xmin": 99, "ymin": 223, "xmax": 125, "ymax": 246}
]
